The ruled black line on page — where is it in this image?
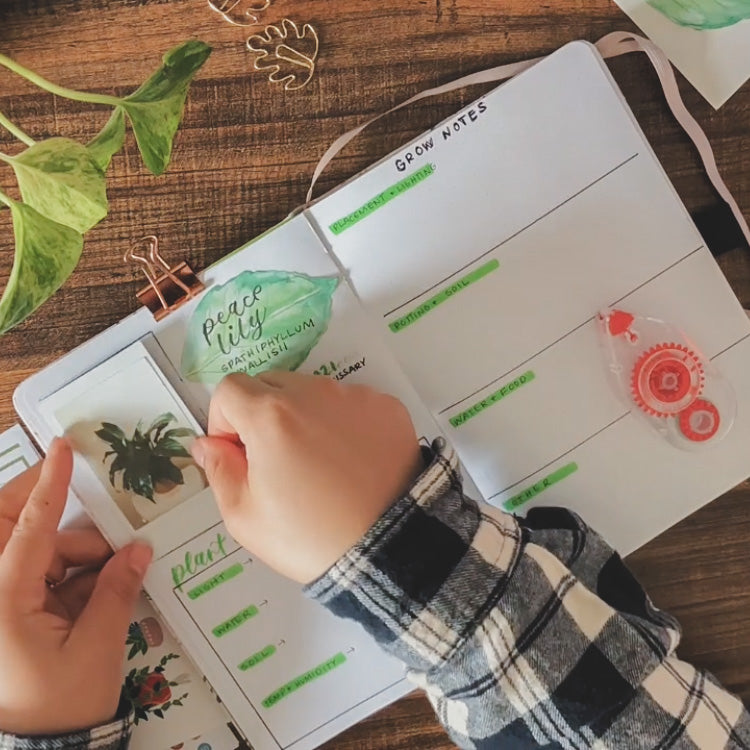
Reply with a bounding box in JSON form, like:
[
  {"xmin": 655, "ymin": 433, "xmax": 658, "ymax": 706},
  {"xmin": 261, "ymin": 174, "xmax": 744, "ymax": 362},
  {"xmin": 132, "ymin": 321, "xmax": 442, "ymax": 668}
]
[
  {"xmin": 437, "ymin": 243, "xmax": 705, "ymax": 415},
  {"xmin": 383, "ymin": 152, "xmax": 640, "ymax": 318},
  {"xmin": 484, "ymin": 328, "xmax": 750, "ymax": 502}
]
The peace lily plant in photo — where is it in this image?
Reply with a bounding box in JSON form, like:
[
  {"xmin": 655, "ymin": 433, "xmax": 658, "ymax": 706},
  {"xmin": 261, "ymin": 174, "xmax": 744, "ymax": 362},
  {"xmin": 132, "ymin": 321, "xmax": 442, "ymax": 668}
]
[{"xmin": 0, "ymin": 40, "xmax": 212, "ymax": 336}]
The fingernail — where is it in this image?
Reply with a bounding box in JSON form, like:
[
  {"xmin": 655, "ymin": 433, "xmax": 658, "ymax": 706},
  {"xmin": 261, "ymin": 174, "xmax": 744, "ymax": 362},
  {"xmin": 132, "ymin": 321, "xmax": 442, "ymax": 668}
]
[
  {"xmin": 128, "ymin": 543, "xmax": 153, "ymax": 575},
  {"xmin": 190, "ymin": 439, "xmax": 206, "ymax": 469},
  {"xmin": 50, "ymin": 436, "xmax": 69, "ymax": 453}
]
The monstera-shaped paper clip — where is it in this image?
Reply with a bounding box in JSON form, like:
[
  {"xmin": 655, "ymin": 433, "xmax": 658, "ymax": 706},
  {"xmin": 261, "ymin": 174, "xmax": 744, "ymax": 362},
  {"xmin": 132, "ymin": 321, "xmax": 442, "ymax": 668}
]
[
  {"xmin": 208, "ymin": 0, "xmax": 270, "ymax": 26},
  {"xmin": 246, "ymin": 19, "xmax": 319, "ymax": 91}
]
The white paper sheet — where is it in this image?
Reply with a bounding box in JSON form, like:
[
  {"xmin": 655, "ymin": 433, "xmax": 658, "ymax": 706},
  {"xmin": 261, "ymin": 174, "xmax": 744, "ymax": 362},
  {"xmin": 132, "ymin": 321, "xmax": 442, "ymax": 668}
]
[
  {"xmin": 613, "ymin": 0, "xmax": 750, "ymax": 108},
  {"xmin": 307, "ymin": 40, "xmax": 750, "ymax": 554}
]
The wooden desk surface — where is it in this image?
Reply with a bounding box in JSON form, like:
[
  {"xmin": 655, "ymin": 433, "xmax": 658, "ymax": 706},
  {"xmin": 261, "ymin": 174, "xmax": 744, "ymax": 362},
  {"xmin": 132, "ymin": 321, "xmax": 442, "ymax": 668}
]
[{"xmin": 1, "ymin": 1, "xmax": 749, "ymax": 748}]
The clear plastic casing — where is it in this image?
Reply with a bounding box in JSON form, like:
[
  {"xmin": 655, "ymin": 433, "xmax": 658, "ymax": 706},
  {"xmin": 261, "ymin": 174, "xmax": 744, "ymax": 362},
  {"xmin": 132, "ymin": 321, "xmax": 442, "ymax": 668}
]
[{"xmin": 598, "ymin": 308, "xmax": 736, "ymax": 450}]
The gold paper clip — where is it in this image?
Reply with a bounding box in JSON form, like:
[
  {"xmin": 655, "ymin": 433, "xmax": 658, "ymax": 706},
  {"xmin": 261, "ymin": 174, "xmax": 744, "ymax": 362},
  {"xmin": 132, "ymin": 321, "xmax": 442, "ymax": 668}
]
[
  {"xmin": 208, "ymin": 0, "xmax": 270, "ymax": 26},
  {"xmin": 125, "ymin": 236, "xmax": 205, "ymax": 321},
  {"xmin": 246, "ymin": 19, "xmax": 319, "ymax": 91}
]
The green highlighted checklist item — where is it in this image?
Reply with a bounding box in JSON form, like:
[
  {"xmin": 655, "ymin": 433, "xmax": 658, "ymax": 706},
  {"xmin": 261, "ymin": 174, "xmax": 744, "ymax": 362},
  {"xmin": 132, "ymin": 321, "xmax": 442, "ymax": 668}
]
[
  {"xmin": 262, "ymin": 652, "xmax": 347, "ymax": 708},
  {"xmin": 187, "ymin": 562, "xmax": 243, "ymax": 600},
  {"xmin": 329, "ymin": 164, "xmax": 435, "ymax": 235},
  {"xmin": 389, "ymin": 259, "xmax": 500, "ymax": 333},
  {"xmin": 239, "ymin": 644, "xmax": 276, "ymax": 671},
  {"xmin": 212, "ymin": 604, "xmax": 259, "ymax": 637},
  {"xmin": 503, "ymin": 463, "xmax": 579, "ymax": 512},
  {"xmin": 450, "ymin": 371, "xmax": 535, "ymax": 427}
]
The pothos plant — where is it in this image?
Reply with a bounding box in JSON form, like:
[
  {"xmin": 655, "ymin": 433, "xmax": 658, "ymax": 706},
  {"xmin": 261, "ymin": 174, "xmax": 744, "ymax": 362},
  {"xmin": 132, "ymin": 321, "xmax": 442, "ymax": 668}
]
[{"xmin": 0, "ymin": 40, "xmax": 212, "ymax": 336}]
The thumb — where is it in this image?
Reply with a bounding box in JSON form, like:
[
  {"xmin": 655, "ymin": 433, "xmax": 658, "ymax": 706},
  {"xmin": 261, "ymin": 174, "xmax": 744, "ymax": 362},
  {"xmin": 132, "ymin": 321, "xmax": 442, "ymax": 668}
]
[
  {"xmin": 70, "ymin": 543, "xmax": 151, "ymax": 658},
  {"xmin": 191, "ymin": 436, "xmax": 249, "ymax": 515}
]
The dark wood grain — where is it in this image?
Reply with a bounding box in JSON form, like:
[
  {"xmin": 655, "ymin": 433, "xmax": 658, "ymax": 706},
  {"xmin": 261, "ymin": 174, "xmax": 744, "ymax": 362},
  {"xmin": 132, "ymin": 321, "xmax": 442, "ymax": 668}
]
[{"xmin": 1, "ymin": 2, "xmax": 749, "ymax": 748}]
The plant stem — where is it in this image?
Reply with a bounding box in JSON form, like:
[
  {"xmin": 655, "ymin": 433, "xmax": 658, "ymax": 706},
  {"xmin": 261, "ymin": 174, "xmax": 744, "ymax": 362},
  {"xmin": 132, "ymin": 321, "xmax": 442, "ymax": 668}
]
[
  {"xmin": 0, "ymin": 110, "xmax": 34, "ymax": 146},
  {"xmin": 0, "ymin": 53, "xmax": 122, "ymax": 107}
]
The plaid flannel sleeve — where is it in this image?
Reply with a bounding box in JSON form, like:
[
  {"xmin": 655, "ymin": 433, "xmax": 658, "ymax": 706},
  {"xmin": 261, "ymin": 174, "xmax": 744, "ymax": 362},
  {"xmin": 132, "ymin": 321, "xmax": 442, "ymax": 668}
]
[
  {"xmin": 0, "ymin": 707, "xmax": 132, "ymax": 749},
  {"xmin": 306, "ymin": 439, "xmax": 750, "ymax": 749}
]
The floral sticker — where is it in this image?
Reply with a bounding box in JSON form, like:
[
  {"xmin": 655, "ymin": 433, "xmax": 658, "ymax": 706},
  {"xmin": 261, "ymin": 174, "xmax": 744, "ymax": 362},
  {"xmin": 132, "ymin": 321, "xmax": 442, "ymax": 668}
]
[
  {"xmin": 123, "ymin": 653, "xmax": 190, "ymax": 724},
  {"xmin": 126, "ymin": 617, "xmax": 165, "ymax": 659}
]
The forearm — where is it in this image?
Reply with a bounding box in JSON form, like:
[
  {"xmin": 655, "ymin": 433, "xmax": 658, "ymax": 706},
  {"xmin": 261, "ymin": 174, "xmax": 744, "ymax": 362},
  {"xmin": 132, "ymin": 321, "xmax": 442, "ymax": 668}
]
[{"xmin": 307, "ymin": 439, "xmax": 750, "ymax": 749}]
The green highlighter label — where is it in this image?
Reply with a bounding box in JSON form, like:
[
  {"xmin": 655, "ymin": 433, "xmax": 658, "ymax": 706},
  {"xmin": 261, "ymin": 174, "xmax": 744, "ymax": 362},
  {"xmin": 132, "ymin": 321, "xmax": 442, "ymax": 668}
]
[
  {"xmin": 262, "ymin": 652, "xmax": 347, "ymax": 708},
  {"xmin": 503, "ymin": 463, "xmax": 579, "ymax": 512},
  {"xmin": 329, "ymin": 164, "xmax": 435, "ymax": 235},
  {"xmin": 187, "ymin": 563, "xmax": 243, "ymax": 601},
  {"xmin": 239, "ymin": 644, "xmax": 276, "ymax": 671},
  {"xmin": 389, "ymin": 259, "xmax": 500, "ymax": 333},
  {"xmin": 0, "ymin": 442, "xmax": 27, "ymax": 475},
  {"xmin": 212, "ymin": 605, "xmax": 259, "ymax": 637},
  {"xmin": 450, "ymin": 371, "xmax": 535, "ymax": 427}
]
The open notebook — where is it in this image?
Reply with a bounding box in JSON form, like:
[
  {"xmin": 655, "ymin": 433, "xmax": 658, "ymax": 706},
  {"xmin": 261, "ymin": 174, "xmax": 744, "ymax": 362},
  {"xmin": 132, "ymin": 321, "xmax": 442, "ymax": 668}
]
[{"xmin": 14, "ymin": 41, "xmax": 750, "ymax": 750}]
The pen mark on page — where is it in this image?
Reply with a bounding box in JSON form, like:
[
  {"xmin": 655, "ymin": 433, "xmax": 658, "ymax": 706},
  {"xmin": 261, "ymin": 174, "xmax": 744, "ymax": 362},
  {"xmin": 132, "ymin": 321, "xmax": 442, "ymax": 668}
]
[{"xmin": 383, "ymin": 152, "xmax": 640, "ymax": 318}]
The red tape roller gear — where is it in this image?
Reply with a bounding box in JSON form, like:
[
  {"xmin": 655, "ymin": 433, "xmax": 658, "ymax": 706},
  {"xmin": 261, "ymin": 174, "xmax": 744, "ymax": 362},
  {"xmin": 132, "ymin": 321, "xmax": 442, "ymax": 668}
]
[
  {"xmin": 630, "ymin": 343, "xmax": 704, "ymax": 417},
  {"xmin": 599, "ymin": 308, "xmax": 736, "ymax": 449},
  {"xmin": 679, "ymin": 399, "xmax": 720, "ymax": 442}
]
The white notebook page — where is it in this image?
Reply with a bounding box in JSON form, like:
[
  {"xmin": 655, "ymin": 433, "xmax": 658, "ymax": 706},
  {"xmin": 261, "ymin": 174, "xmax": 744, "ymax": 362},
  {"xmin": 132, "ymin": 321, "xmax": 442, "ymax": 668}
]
[
  {"xmin": 307, "ymin": 41, "xmax": 750, "ymax": 554},
  {"xmin": 21, "ymin": 214, "xmax": 448, "ymax": 750}
]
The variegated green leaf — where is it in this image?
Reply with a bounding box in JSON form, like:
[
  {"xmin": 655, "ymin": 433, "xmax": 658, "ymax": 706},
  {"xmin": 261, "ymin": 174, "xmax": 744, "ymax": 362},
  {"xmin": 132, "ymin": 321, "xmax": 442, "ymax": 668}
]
[
  {"xmin": 88, "ymin": 108, "xmax": 126, "ymax": 171},
  {"xmin": 120, "ymin": 40, "xmax": 212, "ymax": 175},
  {"xmin": 0, "ymin": 199, "xmax": 83, "ymax": 335},
  {"xmin": 0, "ymin": 138, "xmax": 107, "ymax": 232}
]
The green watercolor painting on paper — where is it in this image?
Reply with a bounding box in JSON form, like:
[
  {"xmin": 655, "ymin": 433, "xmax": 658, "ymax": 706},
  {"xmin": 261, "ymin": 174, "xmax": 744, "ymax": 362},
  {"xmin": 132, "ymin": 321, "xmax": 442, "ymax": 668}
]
[
  {"xmin": 647, "ymin": 0, "xmax": 750, "ymax": 30},
  {"xmin": 181, "ymin": 269, "xmax": 339, "ymax": 384}
]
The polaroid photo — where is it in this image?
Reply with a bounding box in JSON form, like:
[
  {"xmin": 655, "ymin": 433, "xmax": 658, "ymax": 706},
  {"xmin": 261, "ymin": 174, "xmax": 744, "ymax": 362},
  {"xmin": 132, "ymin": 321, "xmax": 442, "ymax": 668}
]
[{"xmin": 39, "ymin": 340, "xmax": 221, "ymax": 556}]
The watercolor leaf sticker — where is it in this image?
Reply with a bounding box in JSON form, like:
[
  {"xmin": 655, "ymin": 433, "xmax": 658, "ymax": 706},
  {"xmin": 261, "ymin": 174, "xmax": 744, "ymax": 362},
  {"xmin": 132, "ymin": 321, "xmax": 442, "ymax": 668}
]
[
  {"xmin": 0, "ymin": 199, "xmax": 83, "ymax": 336},
  {"xmin": 246, "ymin": 19, "xmax": 319, "ymax": 91},
  {"xmin": 181, "ymin": 270, "xmax": 339, "ymax": 383},
  {"xmin": 647, "ymin": 0, "xmax": 750, "ymax": 29}
]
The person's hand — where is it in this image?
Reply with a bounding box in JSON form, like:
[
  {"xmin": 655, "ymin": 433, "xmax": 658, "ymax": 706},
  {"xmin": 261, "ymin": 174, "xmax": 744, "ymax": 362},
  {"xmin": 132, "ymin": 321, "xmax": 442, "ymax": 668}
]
[
  {"xmin": 0, "ymin": 439, "xmax": 152, "ymax": 735},
  {"xmin": 191, "ymin": 372, "xmax": 423, "ymax": 584}
]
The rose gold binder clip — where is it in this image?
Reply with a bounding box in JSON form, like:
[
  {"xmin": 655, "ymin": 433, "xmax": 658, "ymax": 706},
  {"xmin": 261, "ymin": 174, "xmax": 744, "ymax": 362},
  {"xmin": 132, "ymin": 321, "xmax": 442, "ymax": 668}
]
[{"xmin": 125, "ymin": 236, "xmax": 204, "ymax": 321}]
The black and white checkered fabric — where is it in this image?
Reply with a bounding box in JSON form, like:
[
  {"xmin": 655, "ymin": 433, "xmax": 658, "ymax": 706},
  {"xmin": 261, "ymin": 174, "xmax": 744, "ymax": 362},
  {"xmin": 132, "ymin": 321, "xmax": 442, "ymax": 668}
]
[
  {"xmin": 0, "ymin": 716, "xmax": 131, "ymax": 749},
  {"xmin": 307, "ymin": 440, "xmax": 750, "ymax": 749}
]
